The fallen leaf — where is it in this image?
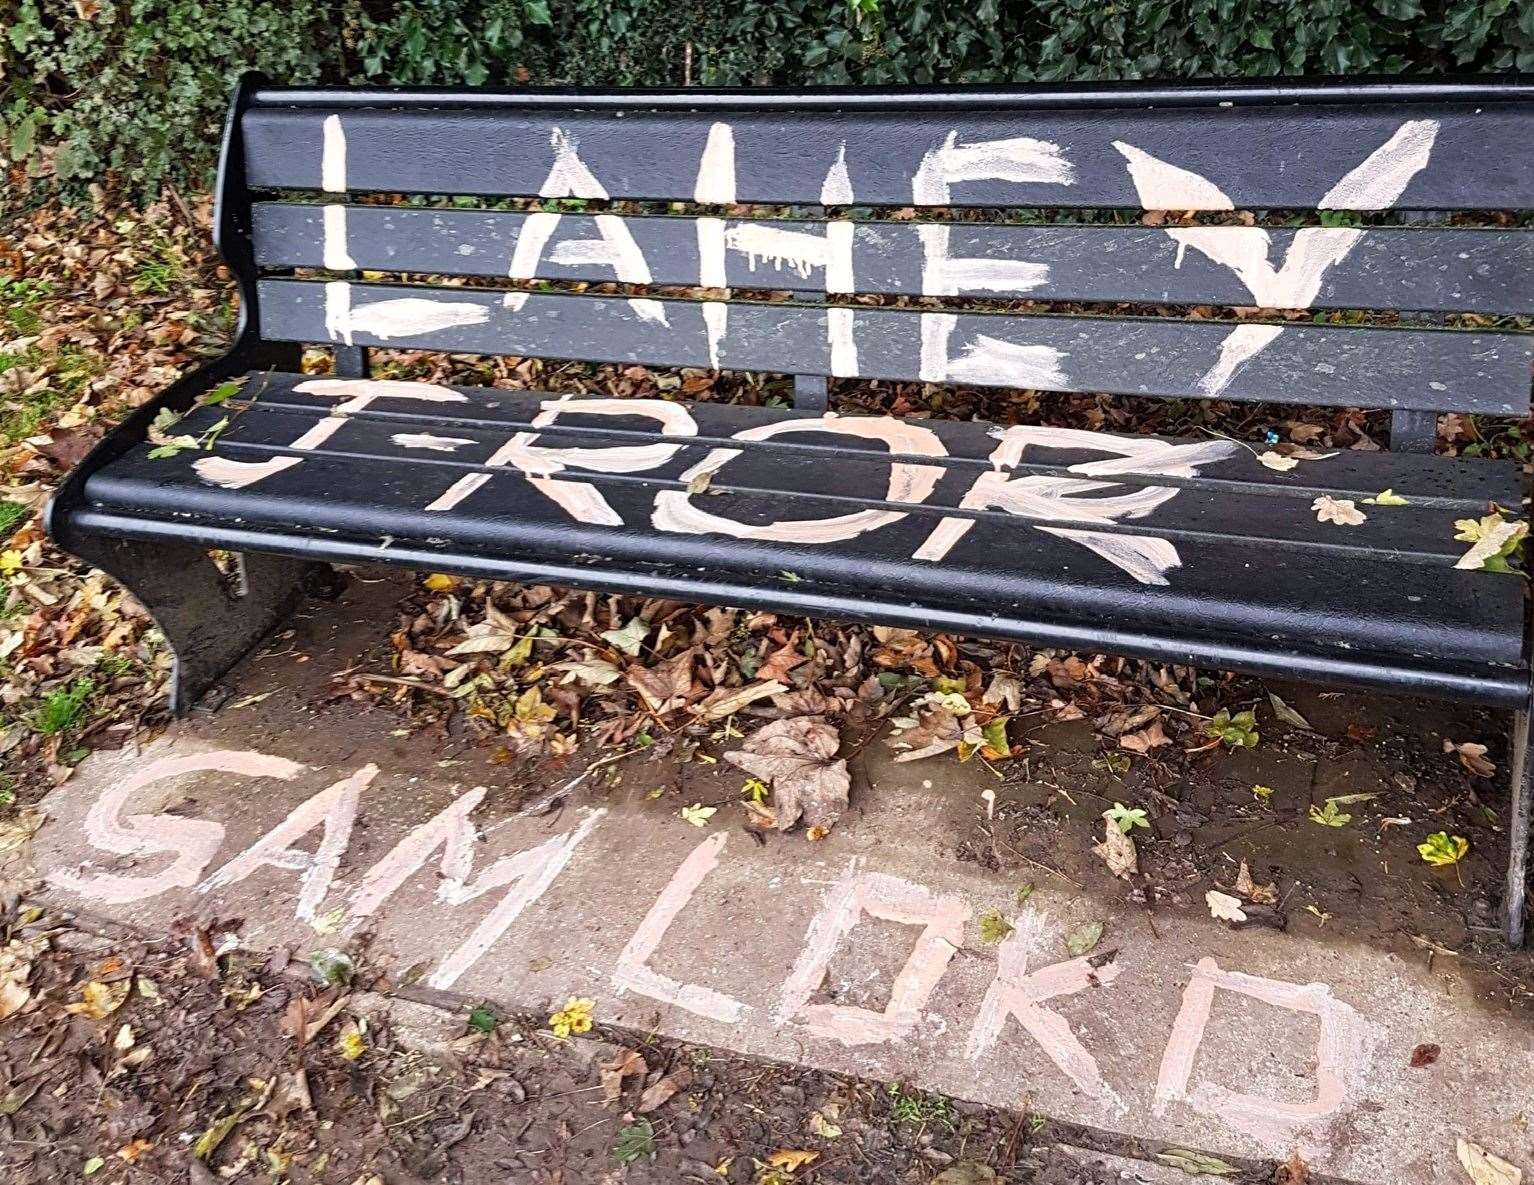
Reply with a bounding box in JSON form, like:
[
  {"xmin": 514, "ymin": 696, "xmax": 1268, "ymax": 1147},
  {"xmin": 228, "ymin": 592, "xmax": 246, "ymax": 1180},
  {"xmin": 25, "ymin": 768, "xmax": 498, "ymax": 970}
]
[
  {"xmin": 887, "ymin": 706, "xmax": 965, "ymax": 762},
  {"xmin": 1455, "ymin": 515, "xmax": 1528, "ymax": 571},
  {"xmin": 636, "ymin": 1065, "xmax": 692, "ymax": 1112},
  {"xmin": 1093, "ymin": 816, "xmax": 1137, "ymax": 879},
  {"xmin": 1444, "ymin": 739, "xmax": 1496, "ymax": 778},
  {"xmin": 1256, "ymin": 450, "xmax": 1299, "ymax": 471},
  {"xmin": 933, "ymin": 1166, "xmax": 997, "ymax": 1185},
  {"xmin": 767, "ymin": 1149, "xmax": 819, "ymax": 1171},
  {"xmin": 691, "ymin": 679, "xmax": 788, "ymax": 721},
  {"xmin": 1457, "ymin": 1139, "xmax": 1522, "ymax": 1185},
  {"xmin": 1417, "ymin": 831, "xmax": 1470, "ymax": 867},
  {"xmin": 1156, "ymin": 1148, "xmax": 1238, "ymax": 1175},
  {"xmin": 337, "ymin": 1021, "xmax": 366, "ymax": 1061},
  {"xmin": 424, "ymin": 573, "xmax": 458, "ymax": 592},
  {"xmin": 0, "ymin": 936, "xmax": 44, "ymax": 1020},
  {"xmin": 808, "ymin": 1109, "xmax": 842, "ymax": 1139},
  {"xmin": 115, "ymin": 1139, "xmax": 152, "ymax": 1164},
  {"xmin": 65, "ymin": 979, "xmax": 130, "ymax": 1020},
  {"xmin": 1233, "ymin": 861, "xmax": 1279, "ymax": 904},
  {"xmin": 982, "ymin": 672, "xmax": 1022, "ymax": 712},
  {"xmin": 626, "ymin": 646, "xmax": 698, "ymax": 713},
  {"xmin": 1276, "ymin": 1151, "xmax": 1309, "ymax": 1185},
  {"xmin": 82, "ymin": 1157, "xmax": 105, "ymax": 1176},
  {"xmin": 1064, "ymin": 920, "xmax": 1104, "ymax": 957},
  {"xmin": 978, "ymin": 910, "xmax": 1014, "ymax": 945},
  {"xmin": 680, "ymin": 803, "xmax": 716, "ymax": 828},
  {"xmin": 1267, "ymin": 692, "xmax": 1313, "ymax": 731},
  {"xmin": 1362, "ymin": 488, "xmax": 1408, "ymax": 506},
  {"xmin": 725, "ymin": 716, "xmax": 850, "ymax": 833},
  {"xmin": 601, "ymin": 617, "xmax": 651, "ymax": 656},
  {"xmin": 1119, "ymin": 718, "xmax": 1169, "ymax": 752},
  {"xmin": 601, "ymin": 1049, "xmax": 647, "ymax": 1103},
  {"xmin": 1206, "ymin": 890, "xmax": 1248, "ymax": 923},
  {"xmin": 1409, "ymin": 1042, "xmax": 1440, "ymax": 1068},
  {"xmin": 1312, "ymin": 495, "xmax": 1366, "ymax": 526}
]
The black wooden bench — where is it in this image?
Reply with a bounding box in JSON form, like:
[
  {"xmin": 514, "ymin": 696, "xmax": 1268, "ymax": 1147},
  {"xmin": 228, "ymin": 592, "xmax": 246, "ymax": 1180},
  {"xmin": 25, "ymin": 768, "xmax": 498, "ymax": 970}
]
[{"xmin": 47, "ymin": 75, "xmax": 1534, "ymax": 942}]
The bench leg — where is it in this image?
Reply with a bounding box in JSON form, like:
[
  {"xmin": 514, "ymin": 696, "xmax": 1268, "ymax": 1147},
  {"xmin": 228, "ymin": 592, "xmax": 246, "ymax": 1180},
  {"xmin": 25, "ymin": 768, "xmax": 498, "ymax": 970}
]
[
  {"xmin": 68, "ymin": 535, "xmax": 332, "ymax": 715},
  {"xmin": 1507, "ymin": 705, "xmax": 1533, "ymax": 947}
]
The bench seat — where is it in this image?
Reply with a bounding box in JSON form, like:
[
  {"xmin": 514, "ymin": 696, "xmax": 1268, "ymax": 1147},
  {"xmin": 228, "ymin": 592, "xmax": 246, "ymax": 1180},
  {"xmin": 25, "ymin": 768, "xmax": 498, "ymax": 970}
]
[{"xmin": 70, "ymin": 372, "xmax": 1527, "ymax": 706}]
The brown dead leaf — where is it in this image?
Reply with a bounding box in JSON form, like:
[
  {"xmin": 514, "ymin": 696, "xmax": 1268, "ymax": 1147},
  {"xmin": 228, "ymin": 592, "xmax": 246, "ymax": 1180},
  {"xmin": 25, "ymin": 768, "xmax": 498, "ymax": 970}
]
[
  {"xmin": 1094, "ymin": 815, "xmax": 1138, "ymax": 879},
  {"xmin": 1444, "ymin": 738, "xmax": 1496, "ymax": 778},
  {"xmin": 636, "ymin": 1065, "xmax": 692, "ymax": 1112},
  {"xmin": 265, "ymin": 1070, "xmax": 313, "ymax": 1122},
  {"xmin": 601, "ymin": 1048, "xmax": 646, "ymax": 1104},
  {"xmin": 982, "ymin": 672, "xmax": 1022, "ymax": 712},
  {"xmin": 1119, "ymin": 718, "xmax": 1169, "ymax": 753},
  {"xmin": 887, "ymin": 707, "xmax": 964, "ymax": 763},
  {"xmin": 625, "ymin": 646, "xmax": 698, "ymax": 714},
  {"xmin": 1233, "ymin": 861, "xmax": 1279, "ymax": 905},
  {"xmin": 115, "ymin": 1139, "xmax": 153, "ymax": 1164},
  {"xmin": 1275, "ymin": 1150, "xmax": 1309, "ymax": 1185},
  {"xmin": 691, "ymin": 680, "xmax": 788, "ymax": 721},
  {"xmin": 0, "ymin": 936, "xmax": 45, "ymax": 1020},
  {"xmin": 1409, "ymin": 1042, "xmax": 1440, "ymax": 1068},
  {"xmin": 187, "ymin": 927, "xmax": 221, "ymax": 979},
  {"xmin": 65, "ymin": 978, "xmax": 130, "ymax": 1019},
  {"xmin": 724, "ymin": 716, "xmax": 850, "ymax": 833}
]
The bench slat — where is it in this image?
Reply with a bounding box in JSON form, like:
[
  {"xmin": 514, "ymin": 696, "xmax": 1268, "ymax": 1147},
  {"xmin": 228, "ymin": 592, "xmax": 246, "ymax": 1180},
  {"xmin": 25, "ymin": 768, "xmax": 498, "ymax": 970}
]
[
  {"xmin": 241, "ymin": 96, "xmax": 1534, "ymax": 210},
  {"xmin": 80, "ymin": 381, "xmax": 1527, "ymax": 676},
  {"xmin": 252, "ymin": 203, "xmax": 1534, "ymax": 315},
  {"xmin": 179, "ymin": 403, "xmax": 1501, "ymax": 563},
  {"xmin": 256, "ymin": 279, "xmax": 1534, "ymax": 414},
  {"xmin": 243, "ymin": 375, "xmax": 1519, "ymax": 509}
]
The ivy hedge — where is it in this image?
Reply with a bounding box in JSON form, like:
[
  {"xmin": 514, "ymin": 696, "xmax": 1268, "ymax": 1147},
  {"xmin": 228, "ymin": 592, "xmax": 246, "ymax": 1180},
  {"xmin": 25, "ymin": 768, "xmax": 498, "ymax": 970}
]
[{"xmin": 3, "ymin": 0, "xmax": 1532, "ymax": 201}]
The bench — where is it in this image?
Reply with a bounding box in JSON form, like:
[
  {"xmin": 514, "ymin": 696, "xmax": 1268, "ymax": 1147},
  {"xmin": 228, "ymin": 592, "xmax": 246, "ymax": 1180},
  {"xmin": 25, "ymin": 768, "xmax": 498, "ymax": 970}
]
[{"xmin": 46, "ymin": 74, "xmax": 1534, "ymax": 943}]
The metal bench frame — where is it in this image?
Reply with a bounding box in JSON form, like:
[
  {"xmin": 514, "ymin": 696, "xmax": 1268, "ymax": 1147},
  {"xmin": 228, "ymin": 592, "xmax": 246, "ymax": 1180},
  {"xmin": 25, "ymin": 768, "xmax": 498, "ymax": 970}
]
[{"xmin": 47, "ymin": 72, "xmax": 1534, "ymax": 945}]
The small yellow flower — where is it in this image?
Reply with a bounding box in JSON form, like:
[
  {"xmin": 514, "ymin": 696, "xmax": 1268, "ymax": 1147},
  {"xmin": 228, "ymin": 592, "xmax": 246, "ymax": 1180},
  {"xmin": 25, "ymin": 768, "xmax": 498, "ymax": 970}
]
[{"xmin": 547, "ymin": 996, "xmax": 594, "ymax": 1038}]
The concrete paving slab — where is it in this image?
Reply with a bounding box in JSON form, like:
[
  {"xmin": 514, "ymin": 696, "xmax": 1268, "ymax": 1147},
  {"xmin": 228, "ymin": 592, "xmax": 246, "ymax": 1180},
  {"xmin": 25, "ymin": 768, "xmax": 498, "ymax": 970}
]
[{"xmin": 11, "ymin": 718, "xmax": 1532, "ymax": 1185}]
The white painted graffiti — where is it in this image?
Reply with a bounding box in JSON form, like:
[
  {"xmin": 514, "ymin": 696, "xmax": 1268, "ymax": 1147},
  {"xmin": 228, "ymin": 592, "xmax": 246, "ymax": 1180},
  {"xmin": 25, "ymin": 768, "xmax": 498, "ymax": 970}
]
[
  {"xmin": 309, "ymin": 115, "xmax": 1438, "ymax": 396},
  {"xmin": 46, "ymin": 749, "xmax": 1387, "ymax": 1155},
  {"xmin": 198, "ymin": 383, "xmax": 1243, "ymax": 586}
]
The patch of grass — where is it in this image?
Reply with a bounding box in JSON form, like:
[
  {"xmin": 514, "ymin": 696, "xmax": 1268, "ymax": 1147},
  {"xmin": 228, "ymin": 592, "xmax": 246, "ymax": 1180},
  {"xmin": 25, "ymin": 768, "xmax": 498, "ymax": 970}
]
[
  {"xmin": 0, "ymin": 500, "xmax": 29, "ymax": 539},
  {"xmin": 29, "ymin": 676, "xmax": 95, "ymax": 736},
  {"xmin": 52, "ymin": 346, "xmax": 105, "ymax": 396},
  {"xmin": 95, "ymin": 654, "xmax": 135, "ymax": 679},
  {"xmin": 0, "ymin": 278, "xmax": 54, "ymax": 336},
  {"xmin": 133, "ymin": 240, "xmax": 185, "ymax": 295},
  {"xmin": 887, "ymin": 1084, "xmax": 956, "ymax": 1131},
  {"xmin": 0, "ymin": 385, "xmax": 72, "ymax": 446}
]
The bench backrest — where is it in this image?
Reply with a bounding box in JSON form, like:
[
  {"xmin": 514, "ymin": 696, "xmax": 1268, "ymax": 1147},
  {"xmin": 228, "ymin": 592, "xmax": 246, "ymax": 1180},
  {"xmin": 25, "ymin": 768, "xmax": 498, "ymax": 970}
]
[{"xmin": 221, "ymin": 77, "xmax": 1534, "ymax": 451}]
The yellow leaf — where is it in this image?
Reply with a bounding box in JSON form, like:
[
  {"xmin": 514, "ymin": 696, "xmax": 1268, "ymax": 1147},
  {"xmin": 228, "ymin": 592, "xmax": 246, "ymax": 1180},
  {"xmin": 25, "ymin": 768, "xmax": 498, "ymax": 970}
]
[
  {"xmin": 1417, "ymin": 831, "xmax": 1469, "ymax": 866},
  {"xmin": 0, "ymin": 550, "xmax": 21, "ymax": 577},
  {"xmin": 115, "ymin": 1139, "xmax": 153, "ymax": 1163},
  {"xmin": 1362, "ymin": 488, "xmax": 1408, "ymax": 506},
  {"xmin": 337, "ymin": 1022, "xmax": 366, "ymax": 1061},
  {"xmin": 424, "ymin": 573, "xmax": 458, "ymax": 592},
  {"xmin": 65, "ymin": 979, "xmax": 130, "ymax": 1020},
  {"xmin": 767, "ymin": 1149, "xmax": 819, "ymax": 1171},
  {"xmin": 680, "ymin": 803, "xmax": 716, "ymax": 828}
]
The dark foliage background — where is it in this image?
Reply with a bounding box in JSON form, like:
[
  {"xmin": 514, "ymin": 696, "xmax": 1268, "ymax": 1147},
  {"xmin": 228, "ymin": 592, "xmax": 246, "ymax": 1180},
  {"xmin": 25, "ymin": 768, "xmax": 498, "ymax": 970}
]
[{"xmin": 2, "ymin": 0, "xmax": 1531, "ymax": 199}]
